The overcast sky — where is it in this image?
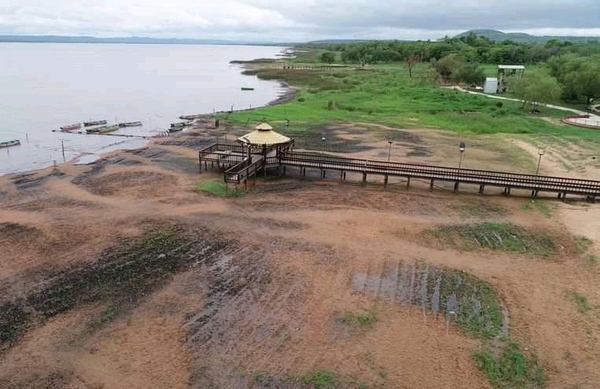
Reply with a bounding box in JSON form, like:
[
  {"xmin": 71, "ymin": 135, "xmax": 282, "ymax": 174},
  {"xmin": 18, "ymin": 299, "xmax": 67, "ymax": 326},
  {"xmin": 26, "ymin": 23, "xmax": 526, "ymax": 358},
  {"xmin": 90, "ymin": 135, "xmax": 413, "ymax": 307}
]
[{"xmin": 1, "ymin": 0, "xmax": 599, "ymax": 41}]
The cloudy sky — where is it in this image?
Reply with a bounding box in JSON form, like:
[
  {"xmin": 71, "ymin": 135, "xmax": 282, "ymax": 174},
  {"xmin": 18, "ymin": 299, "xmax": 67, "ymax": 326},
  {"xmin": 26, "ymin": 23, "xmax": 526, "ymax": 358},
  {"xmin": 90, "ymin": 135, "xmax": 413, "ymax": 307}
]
[{"xmin": 1, "ymin": 0, "xmax": 599, "ymax": 41}]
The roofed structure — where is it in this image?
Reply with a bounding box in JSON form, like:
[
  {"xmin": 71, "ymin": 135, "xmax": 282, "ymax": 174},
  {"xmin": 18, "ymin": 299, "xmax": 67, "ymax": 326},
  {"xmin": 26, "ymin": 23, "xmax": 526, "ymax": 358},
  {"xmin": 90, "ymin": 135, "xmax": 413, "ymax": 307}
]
[{"xmin": 238, "ymin": 123, "xmax": 291, "ymax": 146}]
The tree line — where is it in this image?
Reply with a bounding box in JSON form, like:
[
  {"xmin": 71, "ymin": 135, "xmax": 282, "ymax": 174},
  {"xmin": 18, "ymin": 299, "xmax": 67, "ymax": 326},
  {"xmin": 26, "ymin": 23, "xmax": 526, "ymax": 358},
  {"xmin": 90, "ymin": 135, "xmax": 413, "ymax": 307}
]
[{"xmin": 303, "ymin": 33, "xmax": 600, "ymax": 107}]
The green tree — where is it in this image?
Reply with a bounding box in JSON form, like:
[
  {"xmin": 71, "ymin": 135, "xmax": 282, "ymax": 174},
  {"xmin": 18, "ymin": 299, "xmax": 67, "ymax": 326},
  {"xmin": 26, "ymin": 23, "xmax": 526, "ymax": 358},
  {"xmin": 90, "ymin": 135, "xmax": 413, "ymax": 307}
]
[
  {"xmin": 453, "ymin": 62, "xmax": 486, "ymax": 85},
  {"xmin": 511, "ymin": 72, "xmax": 563, "ymax": 109},
  {"xmin": 319, "ymin": 51, "xmax": 336, "ymax": 64},
  {"xmin": 567, "ymin": 61, "xmax": 600, "ymax": 104},
  {"xmin": 433, "ymin": 54, "xmax": 462, "ymax": 82}
]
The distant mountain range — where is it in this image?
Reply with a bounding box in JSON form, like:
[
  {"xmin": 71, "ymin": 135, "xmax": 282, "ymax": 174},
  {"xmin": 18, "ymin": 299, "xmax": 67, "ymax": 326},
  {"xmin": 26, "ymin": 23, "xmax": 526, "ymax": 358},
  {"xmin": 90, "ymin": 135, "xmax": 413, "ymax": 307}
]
[
  {"xmin": 454, "ymin": 29, "xmax": 600, "ymax": 43},
  {"xmin": 0, "ymin": 35, "xmax": 284, "ymax": 46}
]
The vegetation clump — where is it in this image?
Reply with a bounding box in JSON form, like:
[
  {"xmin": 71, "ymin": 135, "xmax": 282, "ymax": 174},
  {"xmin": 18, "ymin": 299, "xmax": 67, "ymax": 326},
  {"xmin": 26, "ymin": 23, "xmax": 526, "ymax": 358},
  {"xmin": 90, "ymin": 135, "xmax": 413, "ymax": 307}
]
[
  {"xmin": 474, "ymin": 342, "xmax": 547, "ymax": 389},
  {"xmin": 422, "ymin": 222, "xmax": 556, "ymax": 257},
  {"xmin": 198, "ymin": 181, "xmax": 245, "ymax": 198},
  {"xmin": 337, "ymin": 309, "xmax": 378, "ymax": 328}
]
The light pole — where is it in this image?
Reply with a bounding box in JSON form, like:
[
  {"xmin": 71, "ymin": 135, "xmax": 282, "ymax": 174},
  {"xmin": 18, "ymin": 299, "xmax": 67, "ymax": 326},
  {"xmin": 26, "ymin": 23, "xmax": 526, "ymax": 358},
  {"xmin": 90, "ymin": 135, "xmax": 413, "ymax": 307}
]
[
  {"xmin": 458, "ymin": 141, "xmax": 466, "ymax": 170},
  {"xmin": 387, "ymin": 140, "xmax": 393, "ymax": 162},
  {"xmin": 535, "ymin": 148, "xmax": 545, "ymax": 176}
]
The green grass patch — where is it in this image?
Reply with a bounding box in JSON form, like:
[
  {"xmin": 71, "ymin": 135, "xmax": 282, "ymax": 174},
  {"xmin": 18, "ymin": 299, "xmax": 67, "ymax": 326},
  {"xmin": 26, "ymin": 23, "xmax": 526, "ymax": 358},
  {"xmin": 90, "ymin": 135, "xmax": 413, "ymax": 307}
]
[
  {"xmin": 303, "ymin": 371, "xmax": 339, "ymax": 389},
  {"xmin": 252, "ymin": 370, "xmax": 369, "ymax": 389},
  {"xmin": 566, "ymin": 291, "xmax": 593, "ymax": 313},
  {"xmin": 337, "ymin": 309, "xmax": 378, "ymax": 328},
  {"xmin": 197, "ymin": 181, "xmax": 245, "ymax": 198},
  {"xmin": 225, "ymin": 65, "xmax": 598, "ymax": 139},
  {"xmin": 574, "ymin": 236, "xmax": 593, "ymax": 255},
  {"xmin": 585, "ymin": 254, "xmax": 598, "ymax": 265},
  {"xmin": 474, "ymin": 342, "xmax": 547, "ymax": 389},
  {"xmin": 422, "ymin": 222, "xmax": 556, "ymax": 257}
]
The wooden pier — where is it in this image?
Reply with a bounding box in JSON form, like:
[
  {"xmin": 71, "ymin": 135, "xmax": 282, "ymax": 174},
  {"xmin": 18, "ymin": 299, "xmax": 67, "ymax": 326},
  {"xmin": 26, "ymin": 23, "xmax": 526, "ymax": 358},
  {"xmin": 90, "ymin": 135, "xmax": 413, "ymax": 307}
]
[{"xmin": 199, "ymin": 142, "xmax": 600, "ymax": 201}]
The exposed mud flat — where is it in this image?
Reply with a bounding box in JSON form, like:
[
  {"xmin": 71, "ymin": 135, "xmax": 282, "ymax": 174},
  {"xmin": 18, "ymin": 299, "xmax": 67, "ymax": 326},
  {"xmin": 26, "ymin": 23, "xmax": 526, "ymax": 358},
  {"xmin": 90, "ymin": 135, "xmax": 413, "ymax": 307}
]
[
  {"xmin": 0, "ymin": 128, "xmax": 599, "ymax": 389},
  {"xmin": 74, "ymin": 170, "xmax": 179, "ymax": 197}
]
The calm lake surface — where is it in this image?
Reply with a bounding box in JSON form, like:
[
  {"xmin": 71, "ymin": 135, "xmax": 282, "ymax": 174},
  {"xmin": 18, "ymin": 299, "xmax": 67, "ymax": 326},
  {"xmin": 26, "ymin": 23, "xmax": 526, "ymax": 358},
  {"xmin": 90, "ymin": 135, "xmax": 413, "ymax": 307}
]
[{"xmin": 0, "ymin": 43, "xmax": 287, "ymax": 174}]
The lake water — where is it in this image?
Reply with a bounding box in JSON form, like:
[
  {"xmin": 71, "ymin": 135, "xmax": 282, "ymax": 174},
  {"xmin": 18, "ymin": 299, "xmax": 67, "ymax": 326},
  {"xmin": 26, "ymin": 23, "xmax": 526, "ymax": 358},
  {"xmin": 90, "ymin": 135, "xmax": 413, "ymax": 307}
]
[{"xmin": 0, "ymin": 43, "xmax": 287, "ymax": 175}]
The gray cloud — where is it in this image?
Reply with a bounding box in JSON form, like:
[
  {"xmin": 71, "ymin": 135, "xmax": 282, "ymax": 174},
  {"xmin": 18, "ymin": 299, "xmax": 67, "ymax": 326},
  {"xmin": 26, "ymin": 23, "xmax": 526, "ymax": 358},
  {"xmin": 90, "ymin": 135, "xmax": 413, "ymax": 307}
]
[{"xmin": 0, "ymin": 0, "xmax": 599, "ymax": 41}]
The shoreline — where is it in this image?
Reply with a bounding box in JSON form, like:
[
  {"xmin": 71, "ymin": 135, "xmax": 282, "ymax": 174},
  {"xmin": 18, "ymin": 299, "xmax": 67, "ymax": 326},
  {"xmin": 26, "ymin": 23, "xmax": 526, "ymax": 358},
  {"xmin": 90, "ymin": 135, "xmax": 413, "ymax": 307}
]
[{"xmin": 1, "ymin": 52, "xmax": 292, "ymax": 178}]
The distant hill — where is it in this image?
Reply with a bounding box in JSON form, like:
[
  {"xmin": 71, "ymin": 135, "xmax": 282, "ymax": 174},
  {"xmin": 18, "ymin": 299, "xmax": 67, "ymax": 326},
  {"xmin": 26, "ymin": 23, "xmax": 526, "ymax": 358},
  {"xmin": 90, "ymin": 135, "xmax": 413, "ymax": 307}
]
[
  {"xmin": 455, "ymin": 29, "xmax": 599, "ymax": 43},
  {"xmin": 0, "ymin": 35, "xmax": 284, "ymax": 46}
]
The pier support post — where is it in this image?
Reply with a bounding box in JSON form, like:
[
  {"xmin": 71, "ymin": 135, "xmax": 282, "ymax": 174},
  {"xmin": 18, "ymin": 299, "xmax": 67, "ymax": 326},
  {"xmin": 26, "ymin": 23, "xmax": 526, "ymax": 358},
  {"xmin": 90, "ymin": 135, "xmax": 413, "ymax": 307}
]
[
  {"xmin": 406, "ymin": 177, "xmax": 411, "ymax": 189},
  {"xmin": 199, "ymin": 156, "xmax": 202, "ymax": 173},
  {"xmin": 454, "ymin": 182, "xmax": 459, "ymax": 193},
  {"xmin": 244, "ymin": 180, "xmax": 247, "ymax": 190},
  {"xmin": 430, "ymin": 179, "xmax": 434, "ymax": 191},
  {"xmin": 362, "ymin": 172, "xmax": 367, "ymax": 183},
  {"xmin": 384, "ymin": 175, "xmax": 388, "ymax": 188},
  {"xmin": 283, "ymin": 166, "xmax": 286, "ymax": 176},
  {"xmin": 562, "ymin": 192, "xmax": 567, "ymax": 202},
  {"xmin": 479, "ymin": 184, "xmax": 485, "ymax": 194},
  {"xmin": 531, "ymin": 189, "xmax": 539, "ymax": 198},
  {"xmin": 340, "ymin": 171, "xmax": 344, "ymax": 181}
]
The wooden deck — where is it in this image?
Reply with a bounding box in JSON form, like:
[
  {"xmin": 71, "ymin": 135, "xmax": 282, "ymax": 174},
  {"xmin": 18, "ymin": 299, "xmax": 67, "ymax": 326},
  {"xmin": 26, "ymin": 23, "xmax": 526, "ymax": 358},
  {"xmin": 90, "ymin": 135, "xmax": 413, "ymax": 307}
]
[{"xmin": 199, "ymin": 143, "xmax": 600, "ymax": 201}]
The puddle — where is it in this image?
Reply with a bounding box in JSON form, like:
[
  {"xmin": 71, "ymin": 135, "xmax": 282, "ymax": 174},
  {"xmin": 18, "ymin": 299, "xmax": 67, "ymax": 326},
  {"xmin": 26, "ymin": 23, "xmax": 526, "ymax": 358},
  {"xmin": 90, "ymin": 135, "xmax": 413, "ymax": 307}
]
[{"xmin": 353, "ymin": 261, "xmax": 506, "ymax": 338}]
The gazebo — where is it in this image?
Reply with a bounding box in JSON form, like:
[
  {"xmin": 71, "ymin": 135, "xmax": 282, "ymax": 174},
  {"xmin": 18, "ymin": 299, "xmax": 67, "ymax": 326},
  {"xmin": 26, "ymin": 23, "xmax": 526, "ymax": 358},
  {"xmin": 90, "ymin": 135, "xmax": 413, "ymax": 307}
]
[{"xmin": 237, "ymin": 123, "xmax": 293, "ymax": 160}]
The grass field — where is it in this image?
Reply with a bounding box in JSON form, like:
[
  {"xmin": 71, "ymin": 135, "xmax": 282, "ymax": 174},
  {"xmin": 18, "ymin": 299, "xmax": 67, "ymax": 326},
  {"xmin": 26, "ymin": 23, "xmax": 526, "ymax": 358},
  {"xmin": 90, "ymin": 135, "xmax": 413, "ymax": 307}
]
[{"xmin": 225, "ymin": 62, "xmax": 598, "ymax": 142}]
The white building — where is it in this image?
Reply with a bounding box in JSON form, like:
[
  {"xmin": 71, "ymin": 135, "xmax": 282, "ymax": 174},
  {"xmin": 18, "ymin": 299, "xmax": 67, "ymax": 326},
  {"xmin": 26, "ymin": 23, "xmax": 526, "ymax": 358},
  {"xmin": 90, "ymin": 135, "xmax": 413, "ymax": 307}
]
[{"xmin": 484, "ymin": 77, "xmax": 499, "ymax": 94}]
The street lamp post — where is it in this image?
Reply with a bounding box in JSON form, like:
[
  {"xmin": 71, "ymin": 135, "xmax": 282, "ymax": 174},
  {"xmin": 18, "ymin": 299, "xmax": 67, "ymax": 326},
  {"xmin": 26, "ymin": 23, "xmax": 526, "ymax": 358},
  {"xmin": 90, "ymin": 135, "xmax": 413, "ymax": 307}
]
[
  {"xmin": 458, "ymin": 142, "xmax": 466, "ymax": 170},
  {"xmin": 535, "ymin": 149, "xmax": 545, "ymax": 176},
  {"xmin": 387, "ymin": 141, "xmax": 393, "ymax": 162}
]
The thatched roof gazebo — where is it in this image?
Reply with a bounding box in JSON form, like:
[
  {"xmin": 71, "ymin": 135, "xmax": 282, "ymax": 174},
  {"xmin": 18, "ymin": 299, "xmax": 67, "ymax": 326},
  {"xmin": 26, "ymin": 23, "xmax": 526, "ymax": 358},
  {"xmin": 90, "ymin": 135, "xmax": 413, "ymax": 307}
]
[
  {"xmin": 237, "ymin": 122, "xmax": 294, "ymax": 162},
  {"xmin": 237, "ymin": 123, "xmax": 291, "ymax": 146}
]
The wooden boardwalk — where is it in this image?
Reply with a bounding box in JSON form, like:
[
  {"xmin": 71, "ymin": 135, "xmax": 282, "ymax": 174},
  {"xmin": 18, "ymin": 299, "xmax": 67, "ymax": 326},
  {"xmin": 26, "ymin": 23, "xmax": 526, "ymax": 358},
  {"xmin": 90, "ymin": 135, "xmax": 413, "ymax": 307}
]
[{"xmin": 199, "ymin": 143, "xmax": 600, "ymax": 201}]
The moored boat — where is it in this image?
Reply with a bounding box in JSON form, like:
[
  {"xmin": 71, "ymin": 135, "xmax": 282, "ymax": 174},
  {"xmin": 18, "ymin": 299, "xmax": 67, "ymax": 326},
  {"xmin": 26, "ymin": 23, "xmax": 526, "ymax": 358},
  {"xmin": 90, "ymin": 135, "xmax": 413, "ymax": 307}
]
[
  {"xmin": 118, "ymin": 121, "xmax": 142, "ymax": 128},
  {"xmin": 98, "ymin": 125, "xmax": 119, "ymax": 133},
  {"xmin": 83, "ymin": 120, "xmax": 107, "ymax": 127},
  {"xmin": 0, "ymin": 139, "xmax": 21, "ymax": 148},
  {"xmin": 170, "ymin": 122, "xmax": 186, "ymax": 129},
  {"xmin": 60, "ymin": 123, "xmax": 82, "ymax": 131},
  {"xmin": 169, "ymin": 126, "xmax": 184, "ymax": 133},
  {"xmin": 241, "ymin": 87, "xmax": 254, "ymax": 91}
]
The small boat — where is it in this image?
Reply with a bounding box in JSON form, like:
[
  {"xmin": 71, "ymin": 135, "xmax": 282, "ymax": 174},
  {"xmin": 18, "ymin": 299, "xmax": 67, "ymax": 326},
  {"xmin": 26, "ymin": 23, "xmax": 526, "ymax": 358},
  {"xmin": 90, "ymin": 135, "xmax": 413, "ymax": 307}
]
[
  {"xmin": 170, "ymin": 122, "xmax": 186, "ymax": 128},
  {"xmin": 60, "ymin": 123, "xmax": 82, "ymax": 131},
  {"xmin": 169, "ymin": 126, "xmax": 184, "ymax": 133},
  {"xmin": 118, "ymin": 121, "xmax": 142, "ymax": 128},
  {"xmin": 241, "ymin": 87, "xmax": 254, "ymax": 91},
  {"xmin": 83, "ymin": 120, "xmax": 107, "ymax": 127},
  {"xmin": 0, "ymin": 139, "xmax": 21, "ymax": 148},
  {"xmin": 98, "ymin": 125, "xmax": 119, "ymax": 133},
  {"xmin": 179, "ymin": 114, "xmax": 204, "ymax": 120}
]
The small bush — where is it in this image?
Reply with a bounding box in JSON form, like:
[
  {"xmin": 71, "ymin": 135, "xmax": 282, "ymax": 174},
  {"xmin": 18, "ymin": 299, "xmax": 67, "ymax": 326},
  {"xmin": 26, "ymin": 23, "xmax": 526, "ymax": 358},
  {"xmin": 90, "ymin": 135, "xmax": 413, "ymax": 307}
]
[{"xmin": 337, "ymin": 310, "xmax": 378, "ymax": 328}]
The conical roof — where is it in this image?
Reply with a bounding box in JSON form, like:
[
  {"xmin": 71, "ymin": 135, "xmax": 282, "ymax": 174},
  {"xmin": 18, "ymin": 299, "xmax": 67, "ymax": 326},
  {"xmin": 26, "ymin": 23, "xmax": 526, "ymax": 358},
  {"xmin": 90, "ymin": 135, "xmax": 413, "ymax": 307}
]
[
  {"xmin": 238, "ymin": 123, "xmax": 291, "ymax": 146},
  {"xmin": 255, "ymin": 123, "xmax": 273, "ymax": 131}
]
